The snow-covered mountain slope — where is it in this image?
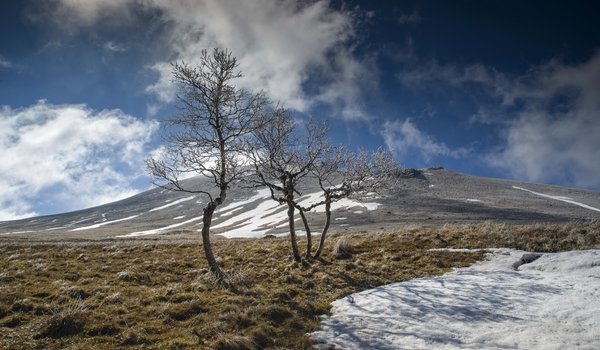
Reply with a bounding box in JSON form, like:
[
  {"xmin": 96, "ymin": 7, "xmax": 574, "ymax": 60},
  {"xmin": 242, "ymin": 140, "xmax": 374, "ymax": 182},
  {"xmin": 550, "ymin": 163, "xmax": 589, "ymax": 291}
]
[
  {"xmin": 1, "ymin": 168, "xmax": 599, "ymax": 240},
  {"xmin": 311, "ymin": 248, "xmax": 600, "ymax": 350}
]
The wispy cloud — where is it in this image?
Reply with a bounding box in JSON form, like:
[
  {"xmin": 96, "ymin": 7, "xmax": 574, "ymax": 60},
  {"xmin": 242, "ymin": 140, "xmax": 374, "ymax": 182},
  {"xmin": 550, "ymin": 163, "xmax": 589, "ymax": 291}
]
[
  {"xmin": 382, "ymin": 119, "xmax": 468, "ymax": 164},
  {"xmin": 398, "ymin": 60, "xmax": 507, "ymax": 97},
  {"xmin": 0, "ymin": 55, "xmax": 12, "ymax": 69},
  {"xmin": 47, "ymin": 0, "xmax": 372, "ymax": 120},
  {"xmin": 46, "ymin": 0, "xmax": 132, "ymax": 26},
  {"xmin": 0, "ymin": 101, "xmax": 159, "ymax": 220},
  {"xmin": 146, "ymin": 104, "xmax": 159, "ymax": 117},
  {"xmin": 398, "ymin": 8, "xmax": 421, "ymax": 25},
  {"xmin": 103, "ymin": 41, "xmax": 126, "ymax": 53}
]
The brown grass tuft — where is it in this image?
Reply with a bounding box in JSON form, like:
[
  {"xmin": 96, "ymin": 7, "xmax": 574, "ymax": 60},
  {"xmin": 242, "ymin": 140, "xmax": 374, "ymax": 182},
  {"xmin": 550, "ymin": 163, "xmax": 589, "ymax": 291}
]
[
  {"xmin": 332, "ymin": 236, "xmax": 354, "ymax": 259},
  {"xmin": 120, "ymin": 329, "xmax": 150, "ymax": 346},
  {"xmin": 0, "ymin": 315, "xmax": 24, "ymax": 328},
  {"xmin": 212, "ymin": 334, "xmax": 256, "ymax": 350},
  {"xmin": 116, "ymin": 269, "xmax": 151, "ymax": 284},
  {"xmin": 165, "ymin": 300, "xmax": 208, "ymax": 321},
  {"xmin": 247, "ymin": 325, "xmax": 276, "ymax": 348},
  {"xmin": 36, "ymin": 299, "xmax": 87, "ymax": 339}
]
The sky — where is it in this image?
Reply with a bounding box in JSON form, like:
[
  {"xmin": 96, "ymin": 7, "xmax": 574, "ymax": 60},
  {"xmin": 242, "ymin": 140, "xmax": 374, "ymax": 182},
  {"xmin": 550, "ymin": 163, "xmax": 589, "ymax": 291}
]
[{"xmin": 0, "ymin": 0, "xmax": 599, "ymax": 220}]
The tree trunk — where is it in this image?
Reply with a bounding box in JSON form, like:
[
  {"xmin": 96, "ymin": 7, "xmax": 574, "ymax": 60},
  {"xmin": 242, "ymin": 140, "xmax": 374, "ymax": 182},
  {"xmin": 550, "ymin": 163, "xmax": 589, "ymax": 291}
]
[
  {"xmin": 287, "ymin": 201, "xmax": 301, "ymax": 262},
  {"xmin": 314, "ymin": 198, "xmax": 331, "ymax": 258},
  {"xmin": 299, "ymin": 208, "xmax": 312, "ymax": 259},
  {"xmin": 201, "ymin": 203, "xmax": 225, "ymax": 282}
]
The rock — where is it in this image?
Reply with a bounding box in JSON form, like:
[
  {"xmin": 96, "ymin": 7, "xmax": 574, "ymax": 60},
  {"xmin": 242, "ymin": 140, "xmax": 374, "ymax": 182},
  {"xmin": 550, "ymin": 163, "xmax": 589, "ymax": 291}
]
[
  {"xmin": 512, "ymin": 253, "xmax": 543, "ymax": 270},
  {"xmin": 396, "ymin": 168, "xmax": 426, "ymax": 179}
]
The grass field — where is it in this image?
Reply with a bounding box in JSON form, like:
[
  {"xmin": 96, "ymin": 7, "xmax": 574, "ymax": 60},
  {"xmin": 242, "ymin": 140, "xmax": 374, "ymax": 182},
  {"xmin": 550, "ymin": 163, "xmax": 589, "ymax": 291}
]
[{"xmin": 1, "ymin": 221, "xmax": 598, "ymax": 349}]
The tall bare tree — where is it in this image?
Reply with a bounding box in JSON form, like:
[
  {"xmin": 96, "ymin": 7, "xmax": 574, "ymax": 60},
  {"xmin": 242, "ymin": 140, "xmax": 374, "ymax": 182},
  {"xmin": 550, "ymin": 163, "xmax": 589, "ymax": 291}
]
[
  {"xmin": 249, "ymin": 108, "xmax": 328, "ymax": 261},
  {"xmin": 147, "ymin": 49, "xmax": 269, "ymax": 282}
]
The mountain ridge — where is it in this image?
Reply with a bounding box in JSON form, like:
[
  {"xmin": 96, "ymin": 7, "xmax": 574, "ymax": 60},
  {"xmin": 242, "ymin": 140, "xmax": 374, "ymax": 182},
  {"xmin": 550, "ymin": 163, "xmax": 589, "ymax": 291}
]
[{"xmin": 1, "ymin": 168, "xmax": 599, "ymax": 241}]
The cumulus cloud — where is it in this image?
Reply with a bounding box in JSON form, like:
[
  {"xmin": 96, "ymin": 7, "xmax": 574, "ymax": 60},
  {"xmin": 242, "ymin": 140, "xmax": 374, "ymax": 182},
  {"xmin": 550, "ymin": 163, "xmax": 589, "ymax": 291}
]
[
  {"xmin": 0, "ymin": 101, "xmax": 159, "ymax": 220},
  {"xmin": 382, "ymin": 119, "xmax": 468, "ymax": 164},
  {"xmin": 48, "ymin": 0, "xmax": 371, "ymax": 119}
]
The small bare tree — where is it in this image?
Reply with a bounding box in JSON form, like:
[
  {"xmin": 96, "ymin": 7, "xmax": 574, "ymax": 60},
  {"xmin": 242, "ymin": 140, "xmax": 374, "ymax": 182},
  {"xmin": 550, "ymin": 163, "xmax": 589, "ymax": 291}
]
[
  {"xmin": 147, "ymin": 49, "xmax": 269, "ymax": 282},
  {"xmin": 308, "ymin": 148, "xmax": 401, "ymax": 258},
  {"xmin": 249, "ymin": 108, "xmax": 328, "ymax": 261}
]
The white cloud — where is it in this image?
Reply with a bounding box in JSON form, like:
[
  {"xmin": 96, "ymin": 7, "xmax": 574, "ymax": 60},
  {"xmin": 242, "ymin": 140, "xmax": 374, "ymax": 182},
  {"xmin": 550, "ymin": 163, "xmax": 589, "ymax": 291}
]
[
  {"xmin": 103, "ymin": 41, "xmax": 126, "ymax": 52},
  {"xmin": 382, "ymin": 119, "xmax": 468, "ymax": 164},
  {"xmin": 0, "ymin": 101, "xmax": 159, "ymax": 220},
  {"xmin": 0, "ymin": 55, "xmax": 12, "ymax": 69},
  {"xmin": 487, "ymin": 53, "xmax": 600, "ymax": 188},
  {"xmin": 50, "ymin": 0, "xmax": 371, "ymax": 119},
  {"xmin": 145, "ymin": 104, "xmax": 160, "ymax": 117},
  {"xmin": 489, "ymin": 113, "xmax": 600, "ymax": 188}
]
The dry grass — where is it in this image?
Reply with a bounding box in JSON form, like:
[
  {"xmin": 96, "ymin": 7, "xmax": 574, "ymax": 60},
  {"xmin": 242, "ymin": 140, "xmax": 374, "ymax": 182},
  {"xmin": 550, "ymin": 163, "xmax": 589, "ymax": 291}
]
[
  {"xmin": 331, "ymin": 236, "xmax": 354, "ymax": 259},
  {"xmin": 396, "ymin": 219, "xmax": 600, "ymax": 252},
  {"xmin": 0, "ymin": 220, "xmax": 598, "ymax": 349}
]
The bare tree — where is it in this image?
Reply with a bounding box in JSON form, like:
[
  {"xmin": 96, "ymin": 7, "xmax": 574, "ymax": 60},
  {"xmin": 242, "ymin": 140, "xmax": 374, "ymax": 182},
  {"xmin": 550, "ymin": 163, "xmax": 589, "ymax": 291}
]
[
  {"xmin": 308, "ymin": 148, "xmax": 401, "ymax": 258},
  {"xmin": 147, "ymin": 49, "xmax": 269, "ymax": 282},
  {"xmin": 248, "ymin": 108, "xmax": 399, "ymax": 260},
  {"xmin": 249, "ymin": 108, "xmax": 328, "ymax": 261}
]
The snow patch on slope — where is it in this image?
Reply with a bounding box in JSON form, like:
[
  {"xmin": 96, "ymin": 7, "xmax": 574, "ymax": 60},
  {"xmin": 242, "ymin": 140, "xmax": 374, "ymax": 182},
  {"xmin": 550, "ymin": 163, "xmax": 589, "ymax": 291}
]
[
  {"xmin": 512, "ymin": 186, "xmax": 600, "ymax": 213},
  {"xmin": 215, "ymin": 189, "xmax": 382, "ymax": 238},
  {"xmin": 213, "ymin": 190, "xmax": 287, "ymax": 238},
  {"xmin": 149, "ymin": 196, "xmax": 195, "ymax": 212},
  {"xmin": 219, "ymin": 207, "xmax": 244, "ymax": 217},
  {"xmin": 117, "ymin": 216, "xmax": 202, "ymax": 237},
  {"xmin": 297, "ymin": 190, "xmax": 381, "ymax": 213},
  {"xmin": 1, "ymin": 230, "xmax": 37, "ymax": 235},
  {"xmin": 216, "ymin": 189, "xmax": 271, "ymax": 213},
  {"xmin": 71, "ymin": 215, "xmax": 139, "ymax": 231},
  {"xmin": 312, "ymin": 248, "xmax": 600, "ymax": 349}
]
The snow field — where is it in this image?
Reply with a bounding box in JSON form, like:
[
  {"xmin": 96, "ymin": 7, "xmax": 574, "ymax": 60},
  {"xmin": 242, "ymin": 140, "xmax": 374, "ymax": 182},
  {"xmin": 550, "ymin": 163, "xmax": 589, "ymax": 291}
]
[{"xmin": 311, "ymin": 248, "xmax": 600, "ymax": 349}]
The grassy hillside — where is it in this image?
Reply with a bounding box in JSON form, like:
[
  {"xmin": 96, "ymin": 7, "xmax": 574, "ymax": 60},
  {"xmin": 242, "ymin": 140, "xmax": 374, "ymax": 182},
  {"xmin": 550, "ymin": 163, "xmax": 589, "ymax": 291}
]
[{"xmin": 1, "ymin": 221, "xmax": 598, "ymax": 349}]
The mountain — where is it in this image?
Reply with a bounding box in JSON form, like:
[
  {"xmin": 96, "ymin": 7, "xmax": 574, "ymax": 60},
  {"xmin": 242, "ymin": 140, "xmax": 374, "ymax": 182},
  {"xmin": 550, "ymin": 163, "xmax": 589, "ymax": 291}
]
[{"xmin": 1, "ymin": 168, "xmax": 599, "ymax": 241}]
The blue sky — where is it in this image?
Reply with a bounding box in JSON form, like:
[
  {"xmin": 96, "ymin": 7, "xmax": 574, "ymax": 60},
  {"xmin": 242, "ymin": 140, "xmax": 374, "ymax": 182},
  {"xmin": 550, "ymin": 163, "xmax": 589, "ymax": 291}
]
[{"xmin": 1, "ymin": 0, "xmax": 599, "ymax": 220}]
